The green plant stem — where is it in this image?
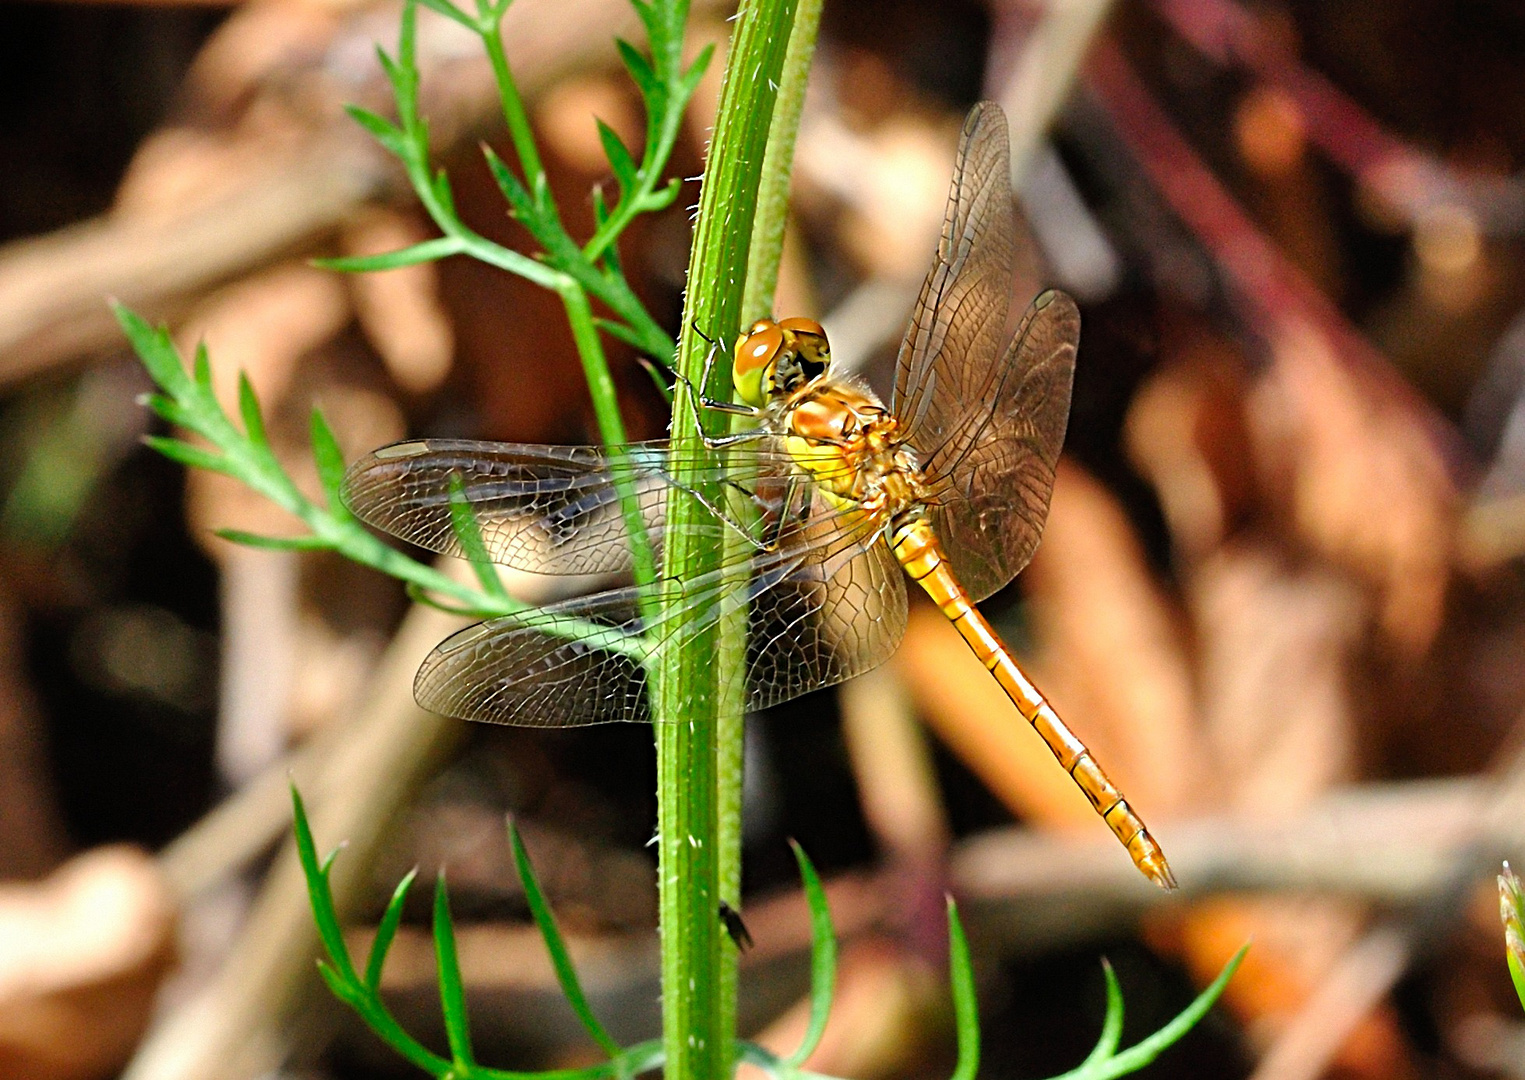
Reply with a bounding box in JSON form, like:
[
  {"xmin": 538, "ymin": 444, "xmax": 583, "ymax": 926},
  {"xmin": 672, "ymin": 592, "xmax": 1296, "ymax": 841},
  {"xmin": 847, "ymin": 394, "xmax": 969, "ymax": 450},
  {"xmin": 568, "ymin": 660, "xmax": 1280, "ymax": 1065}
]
[
  {"xmin": 713, "ymin": 0, "xmax": 821, "ymax": 1045},
  {"xmin": 557, "ymin": 281, "xmax": 658, "ymax": 590},
  {"xmin": 477, "ymin": 15, "xmax": 553, "ymax": 217},
  {"xmin": 740, "ymin": 0, "xmax": 821, "ymax": 324},
  {"xmin": 653, "ymin": 0, "xmax": 799, "ymax": 1077}
]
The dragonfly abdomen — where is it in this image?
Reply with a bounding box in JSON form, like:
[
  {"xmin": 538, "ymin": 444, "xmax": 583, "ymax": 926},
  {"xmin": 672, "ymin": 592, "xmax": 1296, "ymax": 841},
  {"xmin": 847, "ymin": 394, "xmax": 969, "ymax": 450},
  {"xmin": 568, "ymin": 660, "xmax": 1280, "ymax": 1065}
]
[{"xmin": 889, "ymin": 519, "xmax": 1176, "ymax": 891}]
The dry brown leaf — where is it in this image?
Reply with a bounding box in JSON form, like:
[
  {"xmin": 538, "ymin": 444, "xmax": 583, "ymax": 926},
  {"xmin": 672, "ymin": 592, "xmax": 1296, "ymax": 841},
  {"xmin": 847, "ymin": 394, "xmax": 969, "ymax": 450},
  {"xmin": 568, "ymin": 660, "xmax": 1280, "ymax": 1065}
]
[
  {"xmin": 1151, "ymin": 898, "xmax": 1417, "ymax": 1078},
  {"xmin": 1022, "ymin": 459, "xmax": 1204, "ymax": 816},
  {"xmin": 0, "ymin": 847, "xmax": 177, "ymax": 1080},
  {"xmin": 175, "ymin": 261, "xmax": 351, "ymax": 411},
  {"xmin": 839, "ymin": 665, "xmax": 950, "ymax": 867},
  {"xmin": 342, "ymin": 211, "xmax": 454, "ymax": 394},
  {"xmin": 1189, "ymin": 543, "xmax": 1364, "ymax": 813},
  {"xmin": 1124, "ymin": 330, "xmax": 1256, "ymax": 565},
  {"xmin": 794, "ymin": 108, "xmax": 959, "ymax": 281},
  {"xmin": 1250, "ymin": 317, "xmax": 1457, "ymax": 656}
]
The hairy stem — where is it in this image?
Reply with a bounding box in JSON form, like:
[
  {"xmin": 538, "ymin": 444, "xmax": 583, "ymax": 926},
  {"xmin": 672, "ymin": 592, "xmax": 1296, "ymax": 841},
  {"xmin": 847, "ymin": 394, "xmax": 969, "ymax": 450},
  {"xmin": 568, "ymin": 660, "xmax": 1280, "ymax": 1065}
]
[{"xmin": 652, "ymin": 0, "xmax": 799, "ymax": 1077}]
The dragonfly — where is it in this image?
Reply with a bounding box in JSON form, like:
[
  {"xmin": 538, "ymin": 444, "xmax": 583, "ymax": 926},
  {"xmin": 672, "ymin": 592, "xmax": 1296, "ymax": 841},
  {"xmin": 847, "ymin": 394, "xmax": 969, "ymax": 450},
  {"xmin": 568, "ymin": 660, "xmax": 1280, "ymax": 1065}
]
[{"xmin": 342, "ymin": 102, "xmax": 1175, "ymax": 889}]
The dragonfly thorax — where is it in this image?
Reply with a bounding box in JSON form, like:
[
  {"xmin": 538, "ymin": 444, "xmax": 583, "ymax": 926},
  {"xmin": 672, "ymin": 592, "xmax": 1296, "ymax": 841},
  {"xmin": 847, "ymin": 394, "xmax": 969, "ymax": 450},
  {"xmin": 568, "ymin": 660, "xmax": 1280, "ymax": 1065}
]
[{"xmin": 778, "ymin": 375, "xmax": 927, "ymax": 525}]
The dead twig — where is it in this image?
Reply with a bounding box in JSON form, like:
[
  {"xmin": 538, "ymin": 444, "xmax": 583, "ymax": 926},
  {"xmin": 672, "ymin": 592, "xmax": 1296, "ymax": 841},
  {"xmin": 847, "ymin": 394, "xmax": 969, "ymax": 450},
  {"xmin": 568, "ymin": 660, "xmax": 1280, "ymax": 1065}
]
[
  {"xmin": 0, "ymin": 0, "xmax": 649, "ymax": 387},
  {"xmin": 124, "ymin": 599, "xmax": 468, "ymax": 1080}
]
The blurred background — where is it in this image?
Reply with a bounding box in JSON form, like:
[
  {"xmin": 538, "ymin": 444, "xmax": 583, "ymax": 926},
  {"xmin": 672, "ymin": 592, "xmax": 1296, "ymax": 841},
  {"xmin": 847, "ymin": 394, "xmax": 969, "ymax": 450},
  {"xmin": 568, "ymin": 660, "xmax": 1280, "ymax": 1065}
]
[{"xmin": 3, "ymin": 0, "xmax": 1525, "ymax": 1076}]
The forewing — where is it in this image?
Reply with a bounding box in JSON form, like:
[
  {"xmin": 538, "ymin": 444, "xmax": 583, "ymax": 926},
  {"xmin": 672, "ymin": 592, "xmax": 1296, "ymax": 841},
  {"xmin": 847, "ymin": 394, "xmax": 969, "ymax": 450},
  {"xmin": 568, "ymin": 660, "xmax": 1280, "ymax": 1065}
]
[
  {"xmin": 891, "ymin": 102, "xmax": 1016, "ymax": 457},
  {"xmin": 342, "ymin": 438, "xmax": 797, "ymax": 576},
  {"xmin": 412, "ymin": 509, "xmax": 906, "ymax": 726},
  {"xmin": 925, "ymin": 290, "xmax": 1078, "ymax": 601}
]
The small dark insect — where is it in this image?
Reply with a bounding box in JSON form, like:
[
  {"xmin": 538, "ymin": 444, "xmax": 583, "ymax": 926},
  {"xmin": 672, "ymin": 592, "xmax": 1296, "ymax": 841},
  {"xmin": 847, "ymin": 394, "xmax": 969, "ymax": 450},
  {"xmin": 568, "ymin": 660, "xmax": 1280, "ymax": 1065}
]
[{"xmin": 719, "ymin": 900, "xmax": 753, "ymax": 951}]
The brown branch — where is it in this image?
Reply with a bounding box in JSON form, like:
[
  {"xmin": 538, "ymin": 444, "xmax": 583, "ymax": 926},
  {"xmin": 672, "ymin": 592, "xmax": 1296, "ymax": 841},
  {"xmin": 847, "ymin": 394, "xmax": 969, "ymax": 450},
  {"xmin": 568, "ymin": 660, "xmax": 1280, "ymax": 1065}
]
[
  {"xmin": 1086, "ymin": 37, "xmax": 1469, "ymax": 474},
  {"xmin": 950, "ymin": 777, "xmax": 1511, "ymax": 949},
  {"xmin": 125, "ymin": 600, "xmax": 469, "ymax": 1080},
  {"xmin": 1148, "ymin": 0, "xmax": 1525, "ymax": 236},
  {"xmin": 0, "ymin": 0, "xmax": 649, "ymax": 388}
]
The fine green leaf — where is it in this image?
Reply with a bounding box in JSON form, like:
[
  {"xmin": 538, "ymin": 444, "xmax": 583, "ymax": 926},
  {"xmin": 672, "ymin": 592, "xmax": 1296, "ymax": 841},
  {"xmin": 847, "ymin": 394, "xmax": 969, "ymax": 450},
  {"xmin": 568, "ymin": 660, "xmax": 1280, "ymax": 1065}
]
[
  {"xmin": 627, "ymin": 350, "xmax": 675, "ymax": 404},
  {"xmin": 316, "ymin": 959, "xmax": 352, "ymax": 1003},
  {"xmin": 142, "ymin": 436, "xmax": 228, "ymax": 476},
  {"xmin": 138, "ymin": 392, "xmax": 199, "ymax": 433},
  {"xmin": 615, "ymin": 38, "xmax": 659, "ymax": 99},
  {"xmin": 367, "ymin": 868, "xmax": 419, "ymax": 992},
  {"xmin": 1053, "ymin": 944, "xmax": 1248, "ymax": 1080},
  {"xmin": 481, "ymin": 143, "xmax": 537, "ymax": 220},
  {"xmin": 213, "ymin": 529, "xmax": 333, "ymax": 552},
  {"xmin": 236, "ymin": 372, "xmax": 268, "ymax": 447},
  {"xmin": 192, "ymin": 342, "xmax": 215, "ymax": 396},
  {"xmin": 592, "ymin": 317, "xmax": 646, "ymax": 354},
  {"xmin": 374, "ymin": 46, "xmax": 402, "ymax": 93},
  {"xmin": 431, "ymin": 167, "xmax": 457, "ymax": 217},
  {"xmin": 1076, "ymin": 960, "xmax": 1126, "ymax": 1071},
  {"xmin": 433, "ymin": 874, "xmax": 475, "ymax": 1067},
  {"xmin": 397, "ymin": 0, "xmax": 419, "ymax": 91},
  {"xmin": 680, "ymin": 44, "xmax": 716, "ymax": 95},
  {"xmin": 784, "ymin": 840, "xmax": 836, "ymax": 1069},
  {"xmin": 402, "ymin": 581, "xmax": 503, "ymax": 619},
  {"xmin": 315, "ymin": 237, "xmax": 464, "ymax": 273},
  {"xmin": 343, "ymin": 104, "xmax": 406, "ymax": 154},
  {"xmin": 309, "ymin": 410, "xmax": 350, "ymax": 516},
  {"xmin": 589, "ymin": 188, "xmax": 623, "ymax": 275},
  {"xmin": 734, "ymin": 1042, "xmax": 783, "ymax": 1074},
  {"xmin": 947, "ymin": 897, "xmax": 979, "ymax": 1080},
  {"xmin": 641, "ymin": 177, "xmax": 682, "ymax": 214},
  {"xmin": 446, "ymin": 472, "xmax": 509, "ymax": 601},
  {"xmin": 414, "ymin": 0, "xmax": 477, "ymax": 30},
  {"xmin": 1500, "ymin": 864, "xmax": 1525, "ymax": 1015},
  {"xmin": 508, "ymin": 819, "xmax": 621, "ymax": 1057},
  {"xmin": 1509, "ymin": 948, "xmax": 1525, "ymax": 1016},
  {"xmin": 115, "ymin": 306, "xmax": 189, "ymax": 395},
  {"xmin": 597, "ymin": 120, "xmax": 639, "ymax": 194},
  {"xmin": 291, "ymin": 787, "xmax": 359, "ymax": 984}
]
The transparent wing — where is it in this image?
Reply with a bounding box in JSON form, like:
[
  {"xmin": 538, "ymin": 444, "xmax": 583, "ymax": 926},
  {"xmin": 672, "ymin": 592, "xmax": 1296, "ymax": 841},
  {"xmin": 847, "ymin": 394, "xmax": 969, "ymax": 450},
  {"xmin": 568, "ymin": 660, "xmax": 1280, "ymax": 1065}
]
[
  {"xmin": 889, "ymin": 102, "xmax": 1078, "ymax": 601},
  {"xmin": 342, "ymin": 437, "xmax": 834, "ymax": 577},
  {"xmin": 413, "ymin": 511, "xmax": 906, "ymax": 726},
  {"xmin": 923, "ymin": 290, "xmax": 1078, "ymax": 602},
  {"xmin": 891, "ymin": 101, "xmax": 1016, "ymax": 458},
  {"xmin": 744, "ymin": 506, "xmax": 907, "ymax": 711}
]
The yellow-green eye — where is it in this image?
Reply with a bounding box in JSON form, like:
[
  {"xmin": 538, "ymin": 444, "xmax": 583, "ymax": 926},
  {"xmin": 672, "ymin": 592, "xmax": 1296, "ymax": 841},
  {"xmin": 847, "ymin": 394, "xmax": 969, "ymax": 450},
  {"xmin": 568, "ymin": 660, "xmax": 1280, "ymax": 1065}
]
[{"xmin": 733, "ymin": 321, "xmax": 783, "ymax": 407}]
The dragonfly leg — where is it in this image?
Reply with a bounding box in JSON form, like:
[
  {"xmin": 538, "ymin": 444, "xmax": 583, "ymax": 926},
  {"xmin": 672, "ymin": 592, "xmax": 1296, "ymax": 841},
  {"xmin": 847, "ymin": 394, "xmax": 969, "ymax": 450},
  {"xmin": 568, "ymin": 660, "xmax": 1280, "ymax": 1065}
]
[
  {"xmin": 661, "ymin": 476, "xmax": 771, "ymax": 554},
  {"xmin": 761, "ymin": 473, "xmax": 809, "ymax": 552},
  {"xmin": 674, "ymin": 340, "xmax": 768, "ymax": 448}
]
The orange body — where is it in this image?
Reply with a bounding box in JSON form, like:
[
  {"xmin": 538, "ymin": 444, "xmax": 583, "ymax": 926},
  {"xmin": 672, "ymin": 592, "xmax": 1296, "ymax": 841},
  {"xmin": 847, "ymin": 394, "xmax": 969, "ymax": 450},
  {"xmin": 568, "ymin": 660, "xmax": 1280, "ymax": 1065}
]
[
  {"xmin": 890, "ymin": 518, "xmax": 1175, "ymax": 889},
  {"xmin": 742, "ymin": 328, "xmax": 1176, "ymax": 889}
]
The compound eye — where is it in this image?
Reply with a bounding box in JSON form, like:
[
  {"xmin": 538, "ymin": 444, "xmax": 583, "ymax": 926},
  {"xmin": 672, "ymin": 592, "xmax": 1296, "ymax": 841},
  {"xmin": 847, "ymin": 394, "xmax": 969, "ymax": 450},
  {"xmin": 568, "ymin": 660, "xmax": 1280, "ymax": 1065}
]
[
  {"xmin": 778, "ymin": 316, "xmax": 831, "ymax": 377},
  {"xmin": 736, "ymin": 323, "xmax": 784, "ymax": 374},
  {"xmin": 733, "ymin": 321, "xmax": 784, "ymax": 406},
  {"xmin": 777, "ymin": 317, "xmax": 825, "ymax": 338}
]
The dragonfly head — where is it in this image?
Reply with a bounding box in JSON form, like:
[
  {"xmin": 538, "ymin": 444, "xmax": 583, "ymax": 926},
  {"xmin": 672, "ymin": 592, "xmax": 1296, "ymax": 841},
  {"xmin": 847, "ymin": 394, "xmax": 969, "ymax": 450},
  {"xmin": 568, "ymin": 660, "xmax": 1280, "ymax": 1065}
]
[{"xmin": 733, "ymin": 317, "xmax": 831, "ymax": 407}]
